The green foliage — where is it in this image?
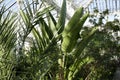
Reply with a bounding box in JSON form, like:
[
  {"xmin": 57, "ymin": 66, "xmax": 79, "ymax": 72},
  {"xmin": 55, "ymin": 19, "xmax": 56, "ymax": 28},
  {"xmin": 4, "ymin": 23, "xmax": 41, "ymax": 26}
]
[
  {"xmin": 56, "ymin": 0, "xmax": 66, "ymax": 34},
  {"xmin": 1, "ymin": 0, "xmax": 119, "ymax": 80},
  {"xmin": 82, "ymin": 29, "xmax": 120, "ymax": 80},
  {"xmin": 83, "ymin": 9, "xmax": 120, "ymax": 80}
]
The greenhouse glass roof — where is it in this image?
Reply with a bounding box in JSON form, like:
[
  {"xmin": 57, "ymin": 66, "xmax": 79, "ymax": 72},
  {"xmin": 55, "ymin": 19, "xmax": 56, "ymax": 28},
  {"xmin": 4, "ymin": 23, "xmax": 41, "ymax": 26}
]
[{"xmin": 1, "ymin": 0, "xmax": 120, "ymax": 19}]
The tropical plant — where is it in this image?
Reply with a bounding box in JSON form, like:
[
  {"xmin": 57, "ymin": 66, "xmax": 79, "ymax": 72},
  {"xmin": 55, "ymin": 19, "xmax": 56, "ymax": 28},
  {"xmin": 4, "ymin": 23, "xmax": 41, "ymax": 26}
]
[
  {"xmin": 0, "ymin": 4, "xmax": 17, "ymax": 80},
  {"xmin": 79, "ymin": 9, "xmax": 120, "ymax": 80},
  {"xmin": 0, "ymin": 0, "xmax": 99, "ymax": 80}
]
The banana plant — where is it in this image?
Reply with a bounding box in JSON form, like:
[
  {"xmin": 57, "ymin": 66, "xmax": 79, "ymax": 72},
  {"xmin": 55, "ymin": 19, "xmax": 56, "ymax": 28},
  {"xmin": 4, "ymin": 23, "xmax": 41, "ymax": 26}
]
[{"xmin": 0, "ymin": 0, "xmax": 98, "ymax": 80}]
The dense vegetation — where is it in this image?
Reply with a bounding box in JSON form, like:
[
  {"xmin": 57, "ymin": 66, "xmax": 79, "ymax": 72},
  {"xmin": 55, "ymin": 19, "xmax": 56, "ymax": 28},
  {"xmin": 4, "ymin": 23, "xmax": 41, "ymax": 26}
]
[{"xmin": 0, "ymin": 0, "xmax": 120, "ymax": 80}]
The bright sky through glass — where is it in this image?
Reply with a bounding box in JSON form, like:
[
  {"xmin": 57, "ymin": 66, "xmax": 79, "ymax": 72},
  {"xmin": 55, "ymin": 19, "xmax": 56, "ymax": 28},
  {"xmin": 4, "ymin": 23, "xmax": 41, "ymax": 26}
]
[
  {"xmin": 2, "ymin": 0, "xmax": 120, "ymax": 14},
  {"xmin": 1, "ymin": 0, "xmax": 120, "ymax": 37},
  {"xmin": 2, "ymin": 0, "xmax": 120, "ymax": 23},
  {"xmin": 2, "ymin": 0, "xmax": 120, "ymax": 22},
  {"xmin": 1, "ymin": 0, "xmax": 18, "ymax": 12}
]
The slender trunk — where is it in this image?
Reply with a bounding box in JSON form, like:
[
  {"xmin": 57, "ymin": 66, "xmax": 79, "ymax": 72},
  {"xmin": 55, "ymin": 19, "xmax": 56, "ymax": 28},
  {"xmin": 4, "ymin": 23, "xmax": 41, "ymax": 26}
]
[
  {"xmin": 58, "ymin": 66, "xmax": 64, "ymax": 80},
  {"xmin": 58, "ymin": 52, "xmax": 66, "ymax": 80}
]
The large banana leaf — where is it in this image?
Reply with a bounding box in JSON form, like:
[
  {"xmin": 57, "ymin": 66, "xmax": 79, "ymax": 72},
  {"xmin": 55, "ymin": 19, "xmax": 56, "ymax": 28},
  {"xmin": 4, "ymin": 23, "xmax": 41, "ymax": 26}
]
[{"xmin": 56, "ymin": 0, "xmax": 66, "ymax": 34}]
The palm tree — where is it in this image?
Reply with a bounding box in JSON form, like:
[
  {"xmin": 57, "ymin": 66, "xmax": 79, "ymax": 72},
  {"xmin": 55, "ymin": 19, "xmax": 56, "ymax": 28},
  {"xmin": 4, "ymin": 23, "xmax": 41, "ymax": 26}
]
[{"xmin": 0, "ymin": 0, "xmax": 98, "ymax": 79}]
